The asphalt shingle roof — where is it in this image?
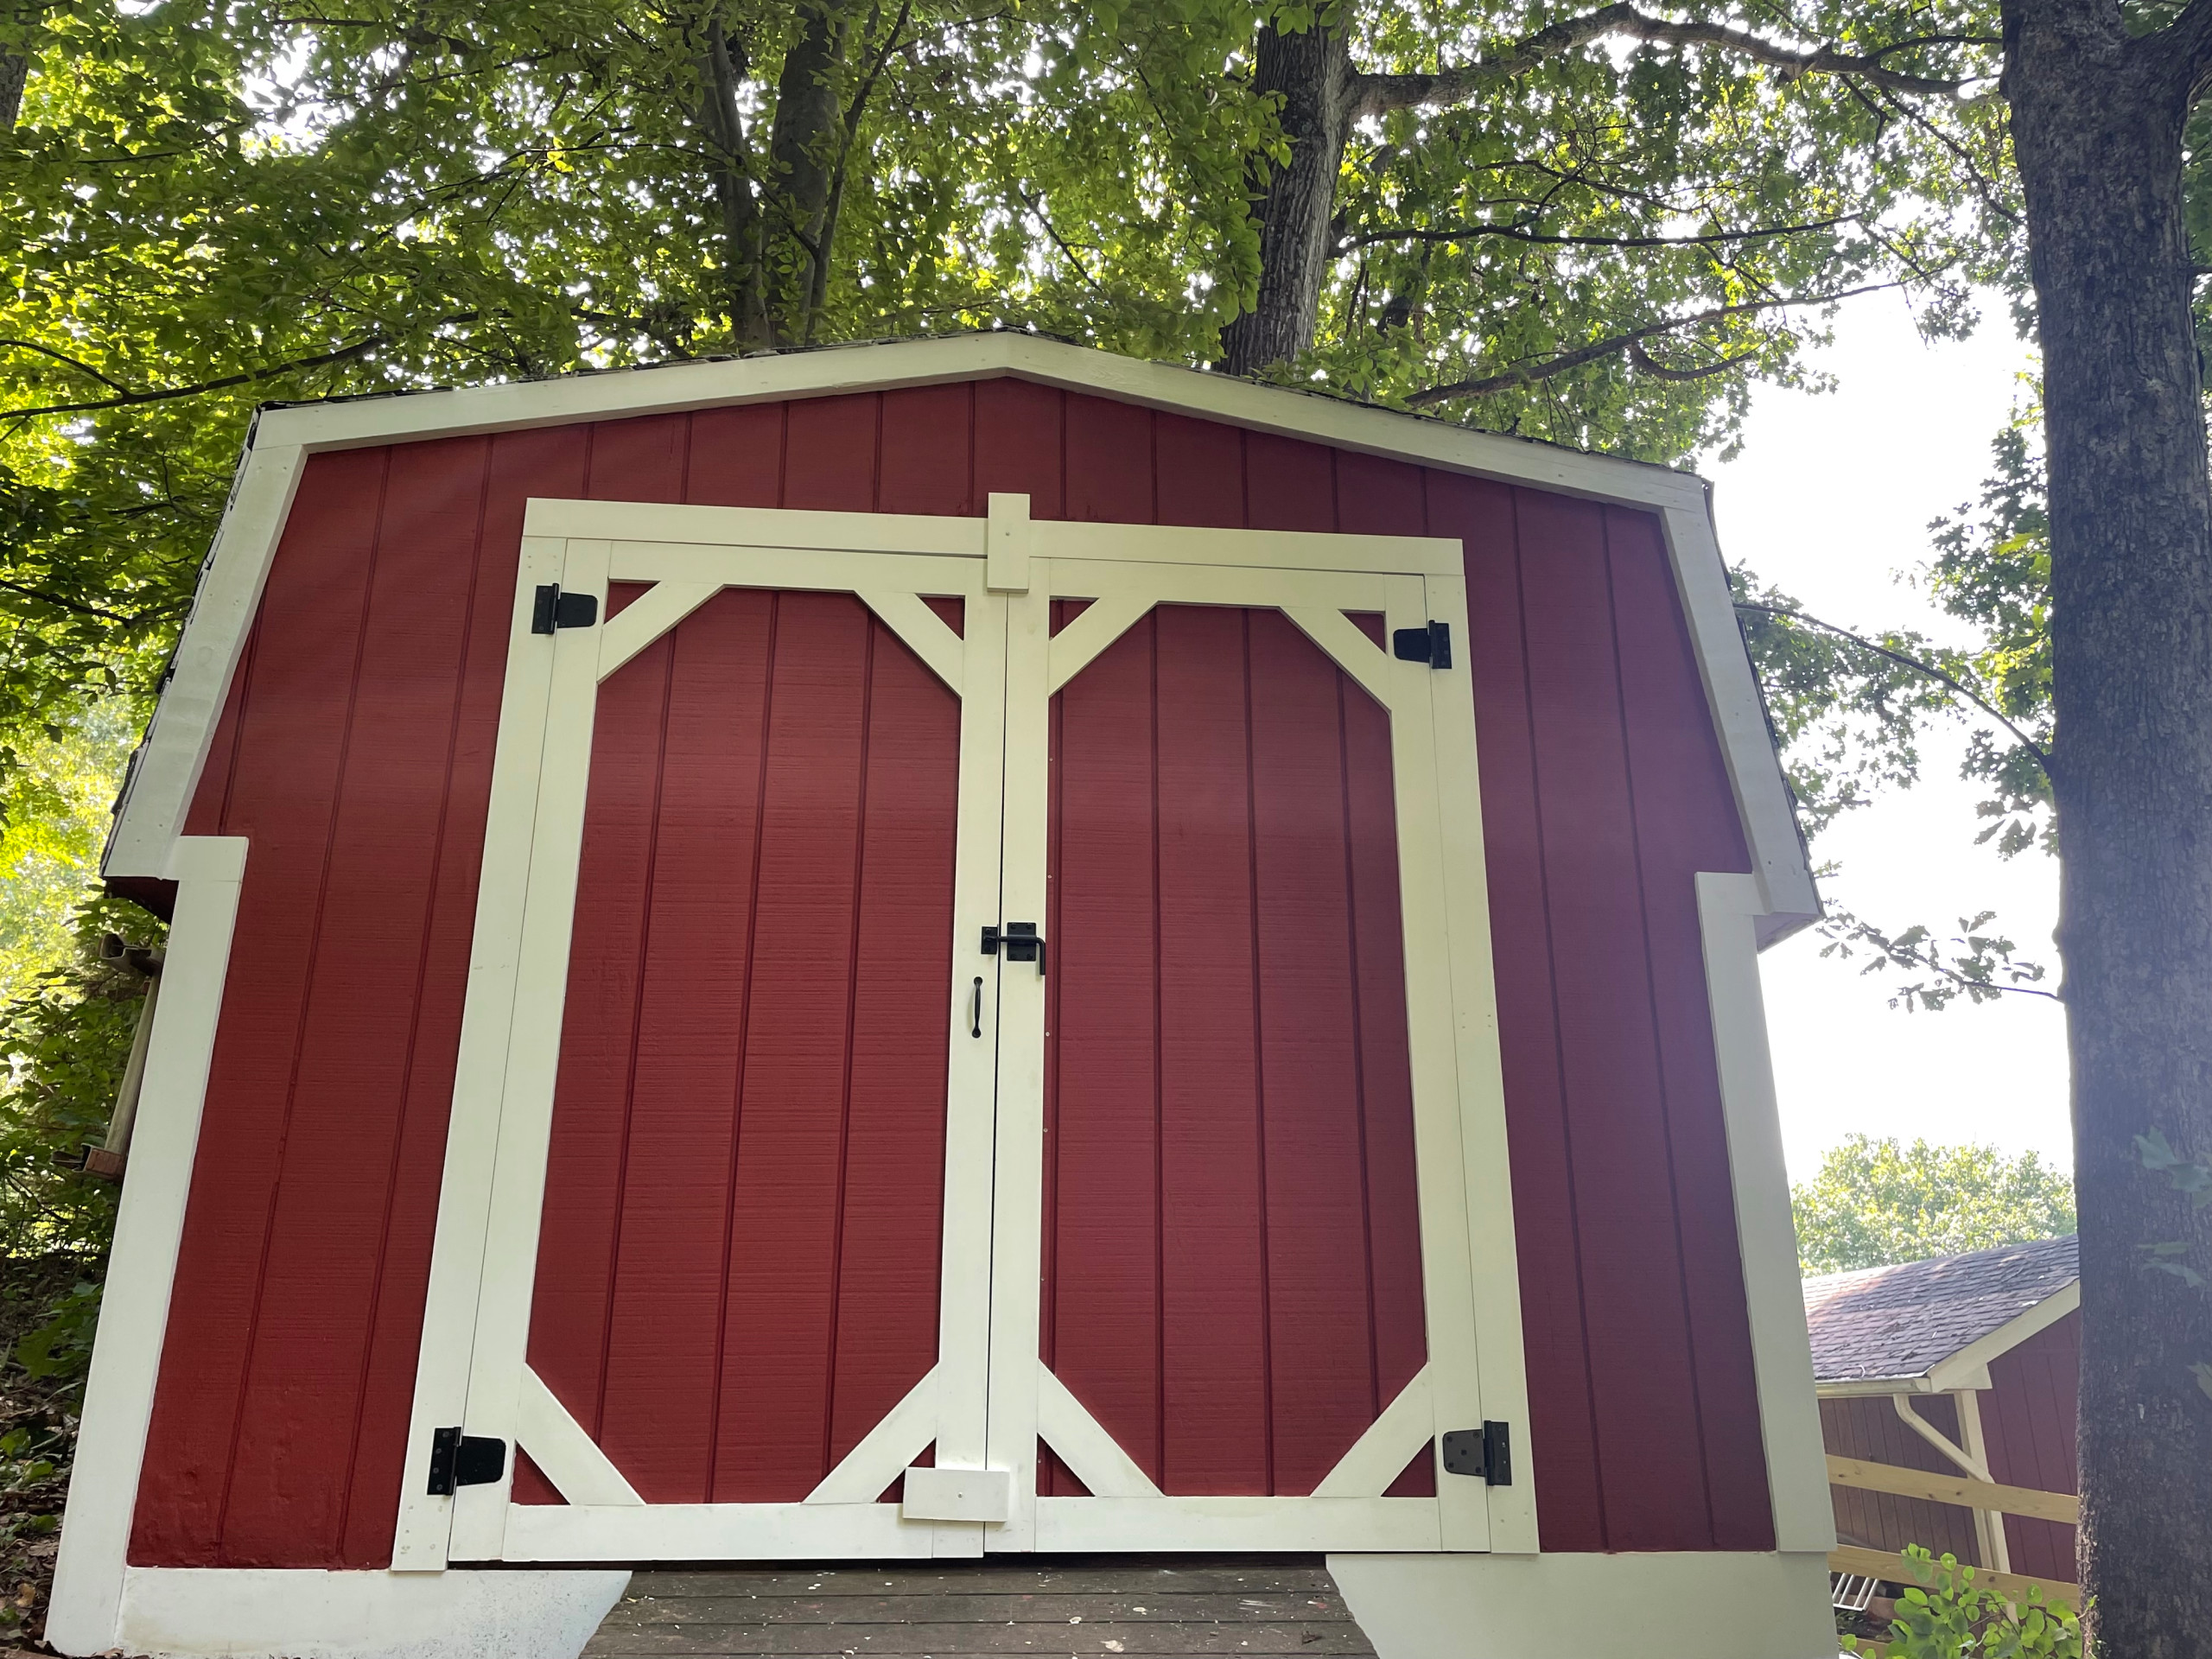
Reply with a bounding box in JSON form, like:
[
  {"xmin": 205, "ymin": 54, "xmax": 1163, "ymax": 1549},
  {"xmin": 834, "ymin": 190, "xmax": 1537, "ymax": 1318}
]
[{"xmin": 1802, "ymin": 1235, "xmax": 2078, "ymax": 1386}]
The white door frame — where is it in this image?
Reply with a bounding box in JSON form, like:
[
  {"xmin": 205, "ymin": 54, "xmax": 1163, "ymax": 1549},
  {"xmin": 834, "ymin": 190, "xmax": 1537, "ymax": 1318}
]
[
  {"xmin": 395, "ymin": 499, "xmax": 1009, "ymax": 1569},
  {"xmin": 392, "ymin": 495, "xmax": 1535, "ymax": 1571}
]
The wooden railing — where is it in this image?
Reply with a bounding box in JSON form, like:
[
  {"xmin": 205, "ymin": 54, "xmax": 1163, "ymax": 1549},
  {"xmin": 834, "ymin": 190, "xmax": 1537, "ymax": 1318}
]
[{"xmin": 1826, "ymin": 1453, "xmax": 2081, "ymax": 1605}]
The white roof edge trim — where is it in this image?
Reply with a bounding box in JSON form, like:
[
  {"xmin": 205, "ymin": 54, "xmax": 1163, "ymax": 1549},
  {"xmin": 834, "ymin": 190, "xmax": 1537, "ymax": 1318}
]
[
  {"xmin": 101, "ymin": 334, "xmax": 1815, "ymax": 909},
  {"xmin": 1926, "ymin": 1277, "xmax": 2082, "ymax": 1394}
]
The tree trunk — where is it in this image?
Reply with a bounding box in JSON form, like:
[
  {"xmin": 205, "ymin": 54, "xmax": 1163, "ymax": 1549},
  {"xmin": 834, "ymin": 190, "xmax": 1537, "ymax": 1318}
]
[
  {"xmin": 2001, "ymin": 0, "xmax": 2212, "ymax": 1648},
  {"xmin": 1218, "ymin": 19, "xmax": 1356, "ymax": 377},
  {"xmin": 757, "ymin": 0, "xmax": 851, "ymax": 346},
  {"xmin": 0, "ymin": 48, "xmax": 25, "ymax": 131}
]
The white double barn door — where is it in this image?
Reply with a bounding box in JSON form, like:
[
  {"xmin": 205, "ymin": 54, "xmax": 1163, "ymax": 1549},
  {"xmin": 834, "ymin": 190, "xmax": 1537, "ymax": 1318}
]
[{"xmin": 394, "ymin": 495, "xmax": 1529, "ymax": 1570}]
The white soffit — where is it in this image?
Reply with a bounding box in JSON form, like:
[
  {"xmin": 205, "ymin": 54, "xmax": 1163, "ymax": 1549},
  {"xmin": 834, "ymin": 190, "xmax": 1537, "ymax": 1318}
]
[{"xmin": 101, "ymin": 333, "xmax": 1818, "ymax": 926}]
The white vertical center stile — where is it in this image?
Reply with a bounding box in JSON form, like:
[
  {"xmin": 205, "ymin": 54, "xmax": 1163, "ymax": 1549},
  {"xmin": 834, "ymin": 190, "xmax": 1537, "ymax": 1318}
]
[{"xmin": 982, "ymin": 566, "xmax": 1054, "ymax": 1553}]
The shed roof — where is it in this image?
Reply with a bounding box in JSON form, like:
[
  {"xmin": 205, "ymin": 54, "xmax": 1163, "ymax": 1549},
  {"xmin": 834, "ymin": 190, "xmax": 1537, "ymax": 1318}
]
[
  {"xmin": 1802, "ymin": 1235, "xmax": 2080, "ymax": 1391},
  {"xmin": 99, "ymin": 333, "xmax": 1816, "ymax": 934}
]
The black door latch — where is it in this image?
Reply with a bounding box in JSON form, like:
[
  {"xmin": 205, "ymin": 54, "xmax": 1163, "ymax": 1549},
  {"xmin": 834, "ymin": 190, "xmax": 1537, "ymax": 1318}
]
[
  {"xmin": 1392, "ymin": 620, "xmax": 1452, "ymax": 669},
  {"xmin": 531, "ymin": 584, "xmax": 600, "ymax": 634},
  {"xmin": 982, "ymin": 922, "xmax": 1046, "ymax": 975},
  {"xmin": 1440, "ymin": 1421, "xmax": 1511, "ymax": 1485},
  {"xmin": 426, "ymin": 1427, "xmax": 508, "ymax": 1496}
]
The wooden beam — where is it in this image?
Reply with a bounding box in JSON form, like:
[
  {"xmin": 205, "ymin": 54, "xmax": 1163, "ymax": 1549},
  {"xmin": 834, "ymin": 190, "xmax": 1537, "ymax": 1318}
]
[
  {"xmin": 1827, "ymin": 1454, "xmax": 2081, "ymax": 1525},
  {"xmin": 1827, "ymin": 1545, "xmax": 2079, "ymax": 1607}
]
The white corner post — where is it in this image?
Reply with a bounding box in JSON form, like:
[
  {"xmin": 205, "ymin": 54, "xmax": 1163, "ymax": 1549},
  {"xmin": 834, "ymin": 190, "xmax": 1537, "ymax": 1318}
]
[
  {"xmin": 49, "ymin": 837, "xmax": 250, "ymax": 1655},
  {"xmin": 1695, "ymin": 871, "xmax": 1834, "ymax": 1555}
]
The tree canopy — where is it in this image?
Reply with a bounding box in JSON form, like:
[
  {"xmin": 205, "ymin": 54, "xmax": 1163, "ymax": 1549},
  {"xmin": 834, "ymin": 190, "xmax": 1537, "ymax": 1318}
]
[{"xmin": 1794, "ymin": 1133, "xmax": 2077, "ymax": 1274}]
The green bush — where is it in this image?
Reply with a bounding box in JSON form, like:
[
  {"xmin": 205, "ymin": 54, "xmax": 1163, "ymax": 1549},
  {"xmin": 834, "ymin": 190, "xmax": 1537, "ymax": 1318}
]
[{"xmin": 1844, "ymin": 1546, "xmax": 2085, "ymax": 1659}]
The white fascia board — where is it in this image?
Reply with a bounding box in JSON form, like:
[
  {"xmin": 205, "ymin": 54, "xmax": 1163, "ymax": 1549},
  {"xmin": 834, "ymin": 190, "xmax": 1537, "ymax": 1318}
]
[
  {"xmin": 1927, "ymin": 1280, "xmax": 2081, "ymax": 1395},
  {"xmin": 103, "ymin": 334, "xmax": 1811, "ymax": 907},
  {"xmin": 1662, "ymin": 501, "xmax": 1819, "ymax": 935}
]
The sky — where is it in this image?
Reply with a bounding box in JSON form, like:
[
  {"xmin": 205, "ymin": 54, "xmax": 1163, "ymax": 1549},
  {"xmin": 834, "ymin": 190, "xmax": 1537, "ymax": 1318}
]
[{"xmin": 1701, "ymin": 293, "xmax": 2070, "ymax": 1182}]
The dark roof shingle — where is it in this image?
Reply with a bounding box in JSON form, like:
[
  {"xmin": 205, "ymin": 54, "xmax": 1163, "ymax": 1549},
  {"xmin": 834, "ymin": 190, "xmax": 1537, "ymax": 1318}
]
[{"xmin": 1802, "ymin": 1235, "xmax": 2078, "ymax": 1385}]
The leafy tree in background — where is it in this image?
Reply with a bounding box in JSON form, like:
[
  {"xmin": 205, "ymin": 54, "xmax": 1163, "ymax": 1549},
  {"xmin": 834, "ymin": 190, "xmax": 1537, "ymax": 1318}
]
[{"xmin": 1794, "ymin": 1134, "xmax": 2077, "ymax": 1274}]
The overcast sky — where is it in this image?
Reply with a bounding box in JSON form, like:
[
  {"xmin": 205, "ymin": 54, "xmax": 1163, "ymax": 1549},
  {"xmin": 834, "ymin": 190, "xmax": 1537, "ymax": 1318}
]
[{"xmin": 1701, "ymin": 292, "xmax": 2069, "ymax": 1182}]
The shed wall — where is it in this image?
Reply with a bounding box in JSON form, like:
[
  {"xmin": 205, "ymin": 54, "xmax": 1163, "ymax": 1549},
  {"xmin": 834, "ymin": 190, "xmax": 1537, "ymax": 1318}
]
[
  {"xmin": 1818, "ymin": 1395, "xmax": 1984, "ymax": 1565},
  {"xmin": 1982, "ymin": 1310, "xmax": 2082, "ymax": 1582},
  {"xmin": 128, "ymin": 378, "xmax": 1768, "ymax": 1567}
]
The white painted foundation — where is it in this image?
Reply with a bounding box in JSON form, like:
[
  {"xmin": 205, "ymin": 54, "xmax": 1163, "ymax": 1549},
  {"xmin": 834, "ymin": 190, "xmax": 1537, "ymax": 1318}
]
[
  {"xmin": 1328, "ymin": 1550, "xmax": 1837, "ymax": 1659},
  {"xmin": 104, "ymin": 1567, "xmax": 627, "ymax": 1659}
]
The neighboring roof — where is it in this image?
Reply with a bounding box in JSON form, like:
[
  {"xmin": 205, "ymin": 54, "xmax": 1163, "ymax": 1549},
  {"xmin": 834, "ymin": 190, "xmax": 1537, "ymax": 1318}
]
[
  {"xmin": 1803, "ymin": 1236, "xmax": 2080, "ymax": 1392},
  {"xmin": 99, "ymin": 332, "xmax": 1817, "ymax": 932}
]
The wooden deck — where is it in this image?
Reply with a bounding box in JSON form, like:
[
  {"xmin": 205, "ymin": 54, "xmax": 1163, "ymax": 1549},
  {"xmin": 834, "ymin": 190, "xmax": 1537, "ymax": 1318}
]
[{"xmin": 584, "ymin": 1557, "xmax": 1381, "ymax": 1656}]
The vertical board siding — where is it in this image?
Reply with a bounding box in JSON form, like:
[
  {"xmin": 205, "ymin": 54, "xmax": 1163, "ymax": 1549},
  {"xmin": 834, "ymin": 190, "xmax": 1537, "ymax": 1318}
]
[
  {"xmin": 1983, "ymin": 1313, "xmax": 2082, "ymax": 1582},
  {"xmin": 134, "ymin": 382, "xmax": 1767, "ymax": 1566},
  {"xmin": 1818, "ymin": 1396, "xmax": 1984, "ymax": 1563},
  {"xmin": 525, "ymin": 590, "xmax": 957, "ymax": 1504},
  {"xmin": 1044, "ymin": 607, "xmax": 1425, "ymax": 1497}
]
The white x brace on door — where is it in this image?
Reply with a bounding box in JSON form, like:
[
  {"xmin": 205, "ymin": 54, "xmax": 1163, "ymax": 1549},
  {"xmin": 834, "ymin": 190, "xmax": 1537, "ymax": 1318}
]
[{"xmin": 394, "ymin": 493, "xmax": 1534, "ymax": 1570}]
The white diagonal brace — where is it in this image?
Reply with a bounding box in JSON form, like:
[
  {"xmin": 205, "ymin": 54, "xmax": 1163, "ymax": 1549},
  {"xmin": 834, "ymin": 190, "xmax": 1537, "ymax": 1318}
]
[
  {"xmin": 857, "ymin": 589, "xmax": 967, "ymax": 694},
  {"xmin": 1035, "ymin": 1364, "xmax": 1161, "ymax": 1499},
  {"xmin": 1313, "ymin": 1367, "xmax": 1433, "ymax": 1498},
  {"xmin": 1282, "ymin": 606, "xmax": 1399, "ymax": 709},
  {"xmin": 516, "ymin": 1368, "xmax": 642, "ymax": 1507},
  {"xmin": 597, "ymin": 581, "xmax": 720, "ymax": 681},
  {"xmin": 806, "ymin": 1366, "xmax": 942, "ymax": 1505},
  {"xmin": 1045, "ymin": 594, "xmax": 1154, "ymax": 695}
]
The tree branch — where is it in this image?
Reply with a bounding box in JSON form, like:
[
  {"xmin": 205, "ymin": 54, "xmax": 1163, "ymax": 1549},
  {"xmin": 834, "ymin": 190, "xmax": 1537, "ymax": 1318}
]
[
  {"xmin": 1336, "ymin": 211, "xmax": 1857, "ymax": 256},
  {"xmin": 2145, "ymin": 0, "xmax": 2212, "ymax": 105},
  {"xmin": 0, "ymin": 340, "xmax": 135, "ymax": 396},
  {"xmin": 0, "ymin": 336, "xmax": 391, "ymax": 421},
  {"xmin": 1737, "ymin": 601, "xmax": 2053, "ymax": 770},
  {"xmin": 1405, "ymin": 281, "xmax": 1894, "ymax": 404},
  {"xmin": 1354, "ymin": 2, "xmax": 1980, "ymax": 120}
]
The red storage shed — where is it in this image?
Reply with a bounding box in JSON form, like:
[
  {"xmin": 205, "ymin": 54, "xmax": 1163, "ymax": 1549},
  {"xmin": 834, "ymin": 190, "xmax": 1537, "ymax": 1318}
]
[{"xmin": 49, "ymin": 335, "xmax": 1835, "ymax": 1659}]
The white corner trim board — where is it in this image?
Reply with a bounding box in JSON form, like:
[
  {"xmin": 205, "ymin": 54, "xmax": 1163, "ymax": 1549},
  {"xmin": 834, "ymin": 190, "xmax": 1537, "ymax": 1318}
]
[
  {"xmin": 100, "ymin": 334, "xmax": 1816, "ymax": 956},
  {"xmin": 1327, "ymin": 1550, "xmax": 1836, "ymax": 1659},
  {"xmin": 1697, "ymin": 873, "xmax": 1834, "ymax": 1556},
  {"xmin": 112, "ymin": 1567, "xmax": 628, "ymax": 1659},
  {"xmin": 48, "ymin": 837, "xmax": 248, "ymax": 1657}
]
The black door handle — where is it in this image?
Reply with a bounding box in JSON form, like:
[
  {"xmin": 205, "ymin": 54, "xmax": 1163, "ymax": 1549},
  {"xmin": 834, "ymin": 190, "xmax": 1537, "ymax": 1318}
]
[
  {"xmin": 982, "ymin": 923, "xmax": 1046, "ymax": 976},
  {"xmin": 971, "ymin": 976, "xmax": 984, "ymax": 1039}
]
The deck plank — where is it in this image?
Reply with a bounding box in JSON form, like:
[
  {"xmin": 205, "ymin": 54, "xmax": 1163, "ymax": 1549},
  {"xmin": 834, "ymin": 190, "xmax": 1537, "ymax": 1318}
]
[{"xmin": 585, "ymin": 1557, "xmax": 1379, "ymax": 1657}]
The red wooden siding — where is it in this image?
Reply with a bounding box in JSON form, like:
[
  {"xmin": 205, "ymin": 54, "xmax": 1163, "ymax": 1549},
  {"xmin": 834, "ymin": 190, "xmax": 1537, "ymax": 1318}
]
[
  {"xmin": 1818, "ymin": 1395, "xmax": 1984, "ymax": 1564},
  {"xmin": 1041, "ymin": 605, "xmax": 1427, "ymax": 1497},
  {"xmin": 521, "ymin": 589, "xmax": 958, "ymax": 1505},
  {"xmin": 1982, "ymin": 1312, "xmax": 2081, "ymax": 1582},
  {"xmin": 134, "ymin": 378, "xmax": 1765, "ymax": 1566}
]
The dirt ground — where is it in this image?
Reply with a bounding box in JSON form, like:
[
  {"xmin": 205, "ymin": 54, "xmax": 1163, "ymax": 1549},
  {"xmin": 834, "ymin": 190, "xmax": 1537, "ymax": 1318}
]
[{"xmin": 0, "ymin": 1255, "xmax": 96, "ymax": 1655}]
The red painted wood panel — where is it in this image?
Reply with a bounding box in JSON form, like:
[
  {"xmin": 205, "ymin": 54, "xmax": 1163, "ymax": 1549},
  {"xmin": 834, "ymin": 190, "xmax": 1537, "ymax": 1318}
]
[
  {"xmin": 1605, "ymin": 506, "xmax": 1772, "ymax": 1550},
  {"xmin": 1985, "ymin": 1312, "xmax": 2081, "ymax": 1582},
  {"xmin": 1044, "ymin": 606, "xmax": 1425, "ymax": 1496},
  {"xmin": 134, "ymin": 379, "xmax": 1770, "ymax": 1565},
  {"xmin": 1819, "ymin": 1395, "xmax": 1983, "ymax": 1562},
  {"xmin": 526, "ymin": 592, "xmax": 959, "ymax": 1504}
]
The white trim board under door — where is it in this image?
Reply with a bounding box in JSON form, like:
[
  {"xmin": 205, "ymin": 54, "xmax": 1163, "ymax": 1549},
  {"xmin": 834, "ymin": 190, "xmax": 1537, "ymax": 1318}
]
[{"xmin": 393, "ymin": 512, "xmax": 1009, "ymax": 1567}]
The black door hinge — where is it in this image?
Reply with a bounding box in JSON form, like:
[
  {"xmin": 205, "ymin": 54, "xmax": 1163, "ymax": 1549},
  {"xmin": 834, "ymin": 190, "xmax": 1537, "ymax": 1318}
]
[
  {"xmin": 426, "ymin": 1427, "xmax": 508, "ymax": 1496},
  {"xmin": 1440, "ymin": 1421, "xmax": 1511, "ymax": 1485},
  {"xmin": 982, "ymin": 921, "xmax": 1046, "ymax": 975},
  {"xmin": 1392, "ymin": 620, "xmax": 1452, "ymax": 670},
  {"xmin": 531, "ymin": 584, "xmax": 600, "ymax": 634}
]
